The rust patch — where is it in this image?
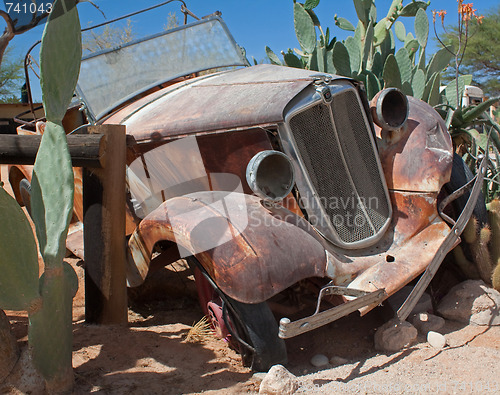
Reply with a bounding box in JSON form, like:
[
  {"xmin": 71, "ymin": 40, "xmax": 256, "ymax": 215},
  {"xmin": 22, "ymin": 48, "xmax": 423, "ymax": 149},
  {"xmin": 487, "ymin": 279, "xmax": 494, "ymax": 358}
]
[{"xmin": 374, "ymin": 96, "xmax": 452, "ymax": 192}]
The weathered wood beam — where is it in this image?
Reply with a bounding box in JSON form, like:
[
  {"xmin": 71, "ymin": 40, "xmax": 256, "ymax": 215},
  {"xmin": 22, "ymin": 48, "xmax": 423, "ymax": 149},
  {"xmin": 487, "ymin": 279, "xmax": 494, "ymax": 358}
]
[{"xmin": 83, "ymin": 125, "xmax": 128, "ymax": 325}]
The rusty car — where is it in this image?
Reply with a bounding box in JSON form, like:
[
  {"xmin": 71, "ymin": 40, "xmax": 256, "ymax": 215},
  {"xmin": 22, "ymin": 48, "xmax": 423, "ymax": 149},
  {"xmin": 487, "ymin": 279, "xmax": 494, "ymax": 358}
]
[{"xmin": 9, "ymin": 4, "xmax": 486, "ymax": 371}]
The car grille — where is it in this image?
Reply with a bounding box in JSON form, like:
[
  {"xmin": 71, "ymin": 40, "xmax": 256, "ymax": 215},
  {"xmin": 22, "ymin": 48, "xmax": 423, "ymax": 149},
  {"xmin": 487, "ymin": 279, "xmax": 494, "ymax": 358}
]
[{"xmin": 287, "ymin": 87, "xmax": 391, "ymax": 248}]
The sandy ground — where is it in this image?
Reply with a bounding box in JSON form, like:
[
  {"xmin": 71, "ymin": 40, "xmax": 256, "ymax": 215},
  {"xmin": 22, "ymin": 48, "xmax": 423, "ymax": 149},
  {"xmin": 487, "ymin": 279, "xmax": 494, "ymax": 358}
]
[{"xmin": 1, "ymin": 164, "xmax": 500, "ymax": 394}]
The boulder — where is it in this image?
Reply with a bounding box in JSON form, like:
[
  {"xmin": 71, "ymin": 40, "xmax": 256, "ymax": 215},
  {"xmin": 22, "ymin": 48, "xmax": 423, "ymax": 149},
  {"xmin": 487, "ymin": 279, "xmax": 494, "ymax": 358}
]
[
  {"xmin": 259, "ymin": 364, "xmax": 299, "ymax": 395},
  {"xmin": 410, "ymin": 312, "xmax": 445, "ymax": 334},
  {"xmin": 374, "ymin": 318, "xmax": 417, "ymax": 352},
  {"xmin": 437, "ymin": 280, "xmax": 500, "ymax": 325}
]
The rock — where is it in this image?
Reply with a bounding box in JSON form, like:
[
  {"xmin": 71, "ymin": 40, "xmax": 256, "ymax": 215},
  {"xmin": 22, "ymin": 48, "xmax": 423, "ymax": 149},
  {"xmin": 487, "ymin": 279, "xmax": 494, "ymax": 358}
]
[
  {"xmin": 374, "ymin": 318, "xmax": 418, "ymax": 352},
  {"xmin": 410, "ymin": 313, "xmax": 446, "ymax": 334},
  {"xmin": 387, "ymin": 287, "xmax": 433, "ymax": 315},
  {"xmin": 427, "ymin": 331, "xmax": 447, "ymax": 349},
  {"xmin": 259, "ymin": 365, "xmax": 299, "ymax": 395},
  {"xmin": 0, "ymin": 310, "xmax": 19, "ymax": 383},
  {"xmin": 329, "ymin": 356, "xmax": 349, "ymax": 366},
  {"xmin": 310, "ymin": 354, "xmax": 329, "ymax": 368},
  {"xmin": 437, "ymin": 280, "xmax": 500, "ymax": 326}
]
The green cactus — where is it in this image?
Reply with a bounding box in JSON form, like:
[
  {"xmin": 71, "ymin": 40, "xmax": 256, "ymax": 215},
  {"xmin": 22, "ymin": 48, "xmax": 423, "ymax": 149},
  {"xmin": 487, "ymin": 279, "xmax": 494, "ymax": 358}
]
[
  {"xmin": 267, "ymin": 0, "xmax": 438, "ymax": 100},
  {"xmin": 0, "ymin": 0, "xmax": 81, "ymax": 391},
  {"xmin": 0, "ymin": 185, "xmax": 41, "ymax": 312}
]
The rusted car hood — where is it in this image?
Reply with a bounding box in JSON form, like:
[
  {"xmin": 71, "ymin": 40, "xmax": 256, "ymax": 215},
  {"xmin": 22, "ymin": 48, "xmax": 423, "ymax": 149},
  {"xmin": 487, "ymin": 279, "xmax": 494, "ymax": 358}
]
[{"xmin": 104, "ymin": 64, "xmax": 342, "ymax": 142}]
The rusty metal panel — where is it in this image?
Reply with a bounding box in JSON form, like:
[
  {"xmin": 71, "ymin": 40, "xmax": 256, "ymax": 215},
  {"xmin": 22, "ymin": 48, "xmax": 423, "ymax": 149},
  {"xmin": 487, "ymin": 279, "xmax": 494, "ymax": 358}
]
[
  {"xmin": 129, "ymin": 192, "xmax": 327, "ymax": 303},
  {"xmin": 375, "ymin": 96, "xmax": 453, "ymax": 192},
  {"xmin": 324, "ymin": 191, "xmax": 451, "ymax": 314},
  {"xmin": 105, "ymin": 65, "xmax": 333, "ymax": 142}
]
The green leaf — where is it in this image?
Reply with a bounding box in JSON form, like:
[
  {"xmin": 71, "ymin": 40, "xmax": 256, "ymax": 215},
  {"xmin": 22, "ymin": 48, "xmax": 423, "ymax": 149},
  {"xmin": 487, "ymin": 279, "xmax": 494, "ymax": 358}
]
[
  {"xmin": 400, "ymin": 1, "xmax": 429, "ymax": 17},
  {"xmin": 382, "ymin": 54, "xmax": 402, "ymax": 90},
  {"xmin": 395, "ymin": 48, "xmax": 412, "ymax": 84},
  {"xmin": 294, "ymin": 2, "xmax": 317, "ymax": 53},
  {"xmin": 0, "ymin": 186, "xmax": 40, "ymax": 311},
  {"xmin": 370, "ymin": 51, "xmax": 383, "ymax": 77},
  {"xmin": 325, "ymin": 49, "xmax": 336, "ymax": 74},
  {"xmin": 418, "ymin": 46, "xmax": 426, "ymax": 71},
  {"xmin": 404, "ymin": 39, "xmax": 419, "ymax": 56},
  {"xmin": 394, "ymin": 21, "xmax": 406, "ymax": 42},
  {"xmin": 365, "ymin": 70, "xmax": 381, "ymax": 100},
  {"xmin": 345, "ymin": 36, "xmax": 361, "ymax": 74},
  {"xmin": 335, "ymin": 16, "xmax": 355, "ymax": 31},
  {"xmin": 266, "ymin": 46, "xmax": 282, "ymax": 65},
  {"xmin": 304, "ymin": 0, "xmax": 320, "ymax": 10},
  {"xmin": 402, "ymin": 81, "xmax": 413, "ymax": 96},
  {"xmin": 306, "ymin": 9, "xmax": 321, "ymax": 26},
  {"xmin": 332, "ymin": 41, "xmax": 351, "ymax": 77},
  {"xmin": 284, "ymin": 51, "xmax": 304, "ymax": 69},
  {"xmin": 374, "ymin": 17, "xmax": 391, "ymax": 46},
  {"xmin": 414, "ymin": 8, "xmax": 429, "ymax": 48},
  {"xmin": 445, "ymin": 75, "xmax": 472, "ymax": 108},
  {"xmin": 362, "ymin": 22, "xmax": 373, "ymax": 70},
  {"xmin": 353, "ymin": 0, "xmax": 370, "ymax": 26},
  {"xmin": 40, "ymin": 0, "xmax": 81, "ymax": 123},
  {"xmin": 315, "ymin": 44, "xmax": 325, "ymax": 72},
  {"xmin": 428, "ymin": 73, "xmax": 441, "ymax": 106},
  {"xmin": 462, "ymin": 96, "xmax": 500, "ymax": 124},
  {"xmin": 426, "ymin": 47, "xmax": 453, "ymax": 81},
  {"xmin": 31, "ymin": 121, "xmax": 75, "ymax": 267},
  {"xmin": 411, "ymin": 68, "xmax": 425, "ymax": 100}
]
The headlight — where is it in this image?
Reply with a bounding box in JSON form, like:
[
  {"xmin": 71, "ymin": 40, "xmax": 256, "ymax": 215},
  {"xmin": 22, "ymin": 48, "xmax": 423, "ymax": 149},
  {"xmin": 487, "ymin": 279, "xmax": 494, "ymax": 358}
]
[
  {"xmin": 371, "ymin": 88, "xmax": 409, "ymax": 131},
  {"xmin": 246, "ymin": 150, "xmax": 295, "ymax": 202}
]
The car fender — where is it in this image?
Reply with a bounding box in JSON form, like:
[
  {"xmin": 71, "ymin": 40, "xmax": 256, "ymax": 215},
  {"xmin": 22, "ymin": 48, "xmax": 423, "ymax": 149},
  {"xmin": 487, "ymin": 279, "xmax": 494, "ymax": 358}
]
[
  {"xmin": 127, "ymin": 191, "xmax": 328, "ymax": 303},
  {"xmin": 375, "ymin": 96, "xmax": 453, "ymax": 193}
]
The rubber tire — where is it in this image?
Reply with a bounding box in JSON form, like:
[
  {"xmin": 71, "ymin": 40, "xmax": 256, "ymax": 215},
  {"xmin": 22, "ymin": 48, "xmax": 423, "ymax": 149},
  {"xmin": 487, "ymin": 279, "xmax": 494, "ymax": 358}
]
[
  {"xmin": 443, "ymin": 153, "xmax": 488, "ymax": 226},
  {"xmin": 187, "ymin": 257, "xmax": 287, "ymax": 371},
  {"xmin": 19, "ymin": 178, "xmax": 32, "ymax": 216},
  {"xmin": 227, "ymin": 297, "xmax": 288, "ymax": 372}
]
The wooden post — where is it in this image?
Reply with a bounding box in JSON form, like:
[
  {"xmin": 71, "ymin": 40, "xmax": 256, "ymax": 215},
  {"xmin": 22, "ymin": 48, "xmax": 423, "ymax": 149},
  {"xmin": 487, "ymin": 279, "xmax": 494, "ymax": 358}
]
[{"xmin": 83, "ymin": 125, "xmax": 128, "ymax": 324}]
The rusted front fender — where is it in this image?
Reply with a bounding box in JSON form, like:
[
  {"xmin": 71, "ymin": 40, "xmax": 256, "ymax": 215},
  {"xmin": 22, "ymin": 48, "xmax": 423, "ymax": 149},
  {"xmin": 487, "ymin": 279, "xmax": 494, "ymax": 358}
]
[
  {"xmin": 128, "ymin": 191, "xmax": 328, "ymax": 303},
  {"xmin": 374, "ymin": 96, "xmax": 453, "ymax": 193}
]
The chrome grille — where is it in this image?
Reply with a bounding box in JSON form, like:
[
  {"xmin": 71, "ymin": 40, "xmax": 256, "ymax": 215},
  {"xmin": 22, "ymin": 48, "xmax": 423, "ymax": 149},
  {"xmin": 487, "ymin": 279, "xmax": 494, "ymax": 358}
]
[{"xmin": 287, "ymin": 86, "xmax": 391, "ymax": 248}]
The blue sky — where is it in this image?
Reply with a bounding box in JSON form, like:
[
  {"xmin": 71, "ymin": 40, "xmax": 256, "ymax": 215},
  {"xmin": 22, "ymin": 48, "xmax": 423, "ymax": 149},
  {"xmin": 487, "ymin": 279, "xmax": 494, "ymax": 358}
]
[{"xmin": 2, "ymin": 0, "xmax": 498, "ymax": 101}]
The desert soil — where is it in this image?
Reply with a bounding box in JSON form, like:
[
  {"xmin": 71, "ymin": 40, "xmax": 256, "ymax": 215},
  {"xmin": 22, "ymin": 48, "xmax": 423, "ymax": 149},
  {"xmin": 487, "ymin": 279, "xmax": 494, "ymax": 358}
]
[{"xmin": 1, "ymin": 165, "xmax": 499, "ymax": 394}]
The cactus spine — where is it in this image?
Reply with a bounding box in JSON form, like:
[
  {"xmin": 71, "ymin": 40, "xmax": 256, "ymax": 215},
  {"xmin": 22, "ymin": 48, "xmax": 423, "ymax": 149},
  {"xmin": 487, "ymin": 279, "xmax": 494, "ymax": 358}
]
[{"xmin": 0, "ymin": 0, "xmax": 81, "ymax": 392}]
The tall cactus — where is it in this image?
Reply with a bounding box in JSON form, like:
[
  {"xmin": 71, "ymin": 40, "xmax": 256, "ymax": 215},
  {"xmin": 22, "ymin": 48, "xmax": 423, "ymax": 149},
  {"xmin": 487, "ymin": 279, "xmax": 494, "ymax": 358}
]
[
  {"xmin": 266, "ymin": 1, "xmax": 458, "ymax": 101},
  {"xmin": 0, "ymin": 0, "xmax": 81, "ymax": 392}
]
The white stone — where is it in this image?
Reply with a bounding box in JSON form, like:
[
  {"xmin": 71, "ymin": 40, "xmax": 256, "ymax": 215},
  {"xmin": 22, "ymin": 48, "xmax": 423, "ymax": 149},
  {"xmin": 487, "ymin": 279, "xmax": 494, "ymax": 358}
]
[
  {"xmin": 310, "ymin": 354, "xmax": 329, "ymax": 367},
  {"xmin": 259, "ymin": 365, "xmax": 299, "ymax": 395},
  {"xmin": 437, "ymin": 280, "xmax": 500, "ymax": 326},
  {"xmin": 427, "ymin": 331, "xmax": 447, "ymax": 349},
  {"xmin": 374, "ymin": 318, "xmax": 418, "ymax": 352},
  {"xmin": 410, "ymin": 312, "xmax": 446, "ymax": 334},
  {"xmin": 329, "ymin": 356, "xmax": 349, "ymax": 366}
]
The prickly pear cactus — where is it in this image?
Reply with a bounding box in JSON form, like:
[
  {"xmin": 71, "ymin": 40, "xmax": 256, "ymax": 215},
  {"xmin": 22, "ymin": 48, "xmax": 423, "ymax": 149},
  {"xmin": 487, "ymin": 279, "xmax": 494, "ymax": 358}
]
[
  {"xmin": 27, "ymin": 0, "xmax": 82, "ymax": 392},
  {"xmin": 0, "ymin": 185, "xmax": 41, "ymax": 312}
]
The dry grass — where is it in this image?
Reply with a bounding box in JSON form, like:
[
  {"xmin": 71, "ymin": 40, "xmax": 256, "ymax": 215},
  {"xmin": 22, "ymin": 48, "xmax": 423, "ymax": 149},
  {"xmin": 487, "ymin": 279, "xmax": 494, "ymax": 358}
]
[{"xmin": 183, "ymin": 316, "xmax": 213, "ymax": 343}]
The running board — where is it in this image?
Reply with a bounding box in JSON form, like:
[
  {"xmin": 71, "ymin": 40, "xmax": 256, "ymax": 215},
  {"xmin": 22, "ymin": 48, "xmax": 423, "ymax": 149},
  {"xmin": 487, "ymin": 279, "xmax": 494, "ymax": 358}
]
[{"xmin": 278, "ymin": 286, "xmax": 386, "ymax": 339}]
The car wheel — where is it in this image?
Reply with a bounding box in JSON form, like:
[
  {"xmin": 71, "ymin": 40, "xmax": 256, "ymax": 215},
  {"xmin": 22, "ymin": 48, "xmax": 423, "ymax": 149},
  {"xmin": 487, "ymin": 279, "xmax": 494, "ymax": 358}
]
[
  {"xmin": 19, "ymin": 178, "xmax": 32, "ymax": 216},
  {"xmin": 187, "ymin": 257, "xmax": 287, "ymax": 371}
]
